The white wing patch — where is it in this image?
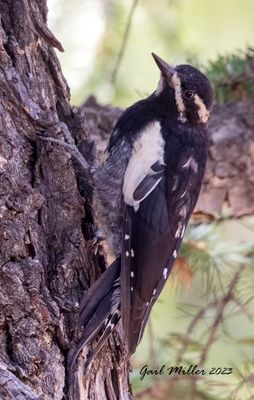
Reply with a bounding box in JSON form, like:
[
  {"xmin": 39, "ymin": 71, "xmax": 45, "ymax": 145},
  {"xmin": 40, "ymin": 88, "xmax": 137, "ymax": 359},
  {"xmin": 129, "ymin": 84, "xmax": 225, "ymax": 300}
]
[{"xmin": 123, "ymin": 121, "xmax": 165, "ymax": 211}]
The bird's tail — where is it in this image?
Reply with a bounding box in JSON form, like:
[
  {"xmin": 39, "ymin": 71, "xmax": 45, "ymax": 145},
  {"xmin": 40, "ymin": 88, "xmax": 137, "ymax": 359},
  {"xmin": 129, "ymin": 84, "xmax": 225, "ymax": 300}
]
[{"xmin": 68, "ymin": 258, "xmax": 121, "ymax": 372}]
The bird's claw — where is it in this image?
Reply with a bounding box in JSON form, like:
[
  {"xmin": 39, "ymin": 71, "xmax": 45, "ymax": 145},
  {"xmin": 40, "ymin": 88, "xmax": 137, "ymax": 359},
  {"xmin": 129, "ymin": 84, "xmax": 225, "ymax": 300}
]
[{"xmin": 38, "ymin": 124, "xmax": 90, "ymax": 174}]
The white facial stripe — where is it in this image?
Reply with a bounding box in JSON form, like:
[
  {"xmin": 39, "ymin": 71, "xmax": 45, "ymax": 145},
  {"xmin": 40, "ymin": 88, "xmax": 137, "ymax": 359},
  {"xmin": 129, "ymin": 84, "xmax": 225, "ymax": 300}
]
[
  {"xmin": 171, "ymin": 72, "xmax": 186, "ymax": 122},
  {"xmin": 194, "ymin": 94, "xmax": 210, "ymax": 123}
]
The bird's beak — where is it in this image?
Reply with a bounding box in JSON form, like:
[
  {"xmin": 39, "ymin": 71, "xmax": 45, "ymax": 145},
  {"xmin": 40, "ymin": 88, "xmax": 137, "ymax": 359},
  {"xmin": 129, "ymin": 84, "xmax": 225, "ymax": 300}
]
[{"xmin": 152, "ymin": 53, "xmax": 175, "ymax": 79}]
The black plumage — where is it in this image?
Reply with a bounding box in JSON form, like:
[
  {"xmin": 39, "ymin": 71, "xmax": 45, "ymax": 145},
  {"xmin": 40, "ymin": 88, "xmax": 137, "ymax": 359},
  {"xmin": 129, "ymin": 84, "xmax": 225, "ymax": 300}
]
[{"xmin": 67, "ymin": 53, "xmax": 214, "ymax": 370}]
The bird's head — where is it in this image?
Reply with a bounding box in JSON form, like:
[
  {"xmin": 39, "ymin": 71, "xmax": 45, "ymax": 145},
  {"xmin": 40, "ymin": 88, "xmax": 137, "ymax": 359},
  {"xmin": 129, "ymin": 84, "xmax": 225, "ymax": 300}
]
[{"xmin": 152, "ymin": 53, "xmax": 214, "ymax": 125}]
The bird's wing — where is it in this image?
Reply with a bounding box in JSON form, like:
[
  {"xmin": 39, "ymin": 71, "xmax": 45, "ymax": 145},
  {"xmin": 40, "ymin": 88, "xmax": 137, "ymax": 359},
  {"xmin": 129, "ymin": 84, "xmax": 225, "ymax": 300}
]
[
  {"xmin": 121, "ymin": 149, "xmax": 199, "ymax": 353},
  {"xmin": 122, "ymin": 121, "xmax": 165, "ymax": 210},
  {"xmin": 121, "ymin": 178, "xmax": 177, "ymax": 353}
]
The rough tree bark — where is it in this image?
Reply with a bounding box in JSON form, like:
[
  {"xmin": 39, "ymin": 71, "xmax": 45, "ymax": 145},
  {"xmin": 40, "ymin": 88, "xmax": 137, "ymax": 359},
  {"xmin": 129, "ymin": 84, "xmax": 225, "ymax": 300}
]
[
  {"xmin": 0, "ymin": 1, "xmax": 130, "ymax": 400},
  {"xmin": 0, "ymin": 2, "xmax": 254, "ymax": 400}
]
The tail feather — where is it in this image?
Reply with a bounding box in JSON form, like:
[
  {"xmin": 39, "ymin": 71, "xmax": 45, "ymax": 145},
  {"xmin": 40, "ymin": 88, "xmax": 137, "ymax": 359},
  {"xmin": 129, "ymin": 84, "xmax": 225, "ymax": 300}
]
[
  {"xmin": 78, "ymin": 258, "xmax": 120, "ymax": 330},
  {"xmin": 68, "ymin": 258, "xmax": 121, "ymax": 372},
  {"xmin": 83, "ymin": 310, "xmax": 121, "ymax": 374}
]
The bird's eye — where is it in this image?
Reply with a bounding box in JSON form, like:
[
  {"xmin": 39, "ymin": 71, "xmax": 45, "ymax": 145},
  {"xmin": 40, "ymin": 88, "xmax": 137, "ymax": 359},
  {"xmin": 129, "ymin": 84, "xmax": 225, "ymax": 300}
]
[{"xmin": 183, "ymin": 90, "xmax": 194, "ymax": 99}]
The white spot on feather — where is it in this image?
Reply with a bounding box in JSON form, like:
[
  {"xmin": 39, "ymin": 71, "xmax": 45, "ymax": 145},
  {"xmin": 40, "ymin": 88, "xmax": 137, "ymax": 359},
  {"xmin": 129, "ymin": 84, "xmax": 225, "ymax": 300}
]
[
  {"xmin": 163, "ymin": 268, "xmax": 168, "ymax": 279},
  {"xmin": 180, "ymin": 190, "xmax": 187, "ymax": 199},
  {"xmin": 175, "ymin": 221, "xmax": 183, "ymax": 238},
  {"xmin": 179, "ymin": 206, "xmax": 187, "ymax": 218},
  {"xmin": 173, "ymin": 250, "xmax": 177, "ymax": 258},
  {"xmin": 172, "ymin": 176, "xmax": 179, "ymax": 191},
  {"xmin": 152, "ymin": 288, "xmax": 157, "ymax": 295},
  {"xmin": 182, "ymin": 157, "xmax": 192, "ymax": 168},
  {"xmin": 131, "ymin": 249, "xmax": 134, "ymax": 257},
  {"xmin": 125, "ymin": 234, "xmax": 130, "ymax": 240},
  {"xmin": 130, "ymin": 271, "xmax": 134, "ymax": 278},
  {"xmin": 123, "ymin": 121, "xmax": 165, "ymax": 209},
  {"xmin": 191, "ymin": 158, "xmax": 198, "ymax": 172},
  {"xmin": 126, "ymin": 251, "xmax": 129, "ymax": 257},
  {"xmin": 181, "ymin": 225, "xmax": 186, "ymax": 238},
  {"xmin": 182, "ymin": 156, "xmax": 198, "ymax": 172},
  {"xmin": 131, "ymin": 286, "xmax": 134, "ymax": 292}
]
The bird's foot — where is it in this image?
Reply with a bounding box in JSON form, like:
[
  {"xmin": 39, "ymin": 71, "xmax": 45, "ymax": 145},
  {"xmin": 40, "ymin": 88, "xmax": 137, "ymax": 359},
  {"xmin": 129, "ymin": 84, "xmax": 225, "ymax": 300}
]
[
  {"xmin": 91, "ymin": 230, "xmax": 106, "ymax": 254},
  {"xmin": 38, "ymin": 122, "xmax": 90, "ymax": 174},
  {"xmin": 92, "ymin": 230, "xmax": 106, "ymax": 245}
]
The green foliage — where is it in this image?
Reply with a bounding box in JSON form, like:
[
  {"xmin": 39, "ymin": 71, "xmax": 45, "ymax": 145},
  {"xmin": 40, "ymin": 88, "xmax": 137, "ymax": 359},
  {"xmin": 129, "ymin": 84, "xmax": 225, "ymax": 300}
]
[{"xmin": 204, "ymin": 48, "xmax": 254, "ymax": 103}]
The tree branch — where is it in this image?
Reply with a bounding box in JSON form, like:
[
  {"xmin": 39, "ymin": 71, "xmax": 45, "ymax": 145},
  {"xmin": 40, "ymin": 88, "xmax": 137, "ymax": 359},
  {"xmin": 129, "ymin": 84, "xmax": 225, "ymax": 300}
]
[{"xmin": 111, "ymin": 0, "xmax": 139, "ymax": 84}]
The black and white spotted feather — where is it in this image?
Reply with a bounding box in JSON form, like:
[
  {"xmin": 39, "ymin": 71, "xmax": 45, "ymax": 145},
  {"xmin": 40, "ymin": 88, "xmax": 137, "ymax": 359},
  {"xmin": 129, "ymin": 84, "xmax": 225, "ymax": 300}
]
[
  {"xmin": 118, "ymin": 121, "xmax": 208, "ymax": 352},
  {"xmin": 67, "ymin": 54, "xmax": 214, "ymax": 371}
]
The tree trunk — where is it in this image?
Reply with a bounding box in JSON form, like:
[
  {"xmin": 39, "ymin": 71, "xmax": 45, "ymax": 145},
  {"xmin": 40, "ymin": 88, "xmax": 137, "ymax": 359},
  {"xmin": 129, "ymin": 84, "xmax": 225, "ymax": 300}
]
[
  {"xmin": 0, "ymin": 2, "xmax": 254, "ymax": 400},
  {"xmin": 0, "ymin": 1, "xmax": 130, "ymax": 399}
]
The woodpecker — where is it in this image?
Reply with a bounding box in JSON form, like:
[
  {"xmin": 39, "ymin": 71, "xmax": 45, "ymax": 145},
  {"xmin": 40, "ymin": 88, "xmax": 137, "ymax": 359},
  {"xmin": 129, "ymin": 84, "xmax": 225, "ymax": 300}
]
[{"xmin": 41, "ymin": 53, "xmax": 214, "ymax": 371}]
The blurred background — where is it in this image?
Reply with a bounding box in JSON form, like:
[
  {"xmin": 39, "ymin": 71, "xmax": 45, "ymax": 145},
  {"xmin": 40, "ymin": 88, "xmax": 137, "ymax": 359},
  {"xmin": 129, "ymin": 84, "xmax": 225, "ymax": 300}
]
[
  {"xmin": 48, "ymin": 0, "xmax": 254, "ymax": 106},
  {"xmin": 47, "ymin": 1, "xmax": 254, "ymax": 399}
]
